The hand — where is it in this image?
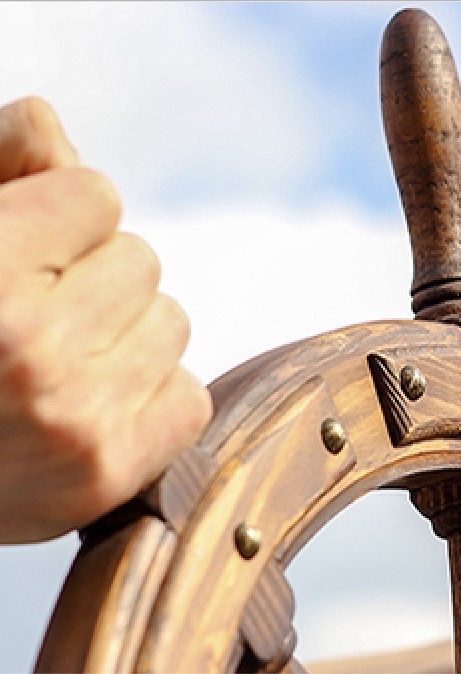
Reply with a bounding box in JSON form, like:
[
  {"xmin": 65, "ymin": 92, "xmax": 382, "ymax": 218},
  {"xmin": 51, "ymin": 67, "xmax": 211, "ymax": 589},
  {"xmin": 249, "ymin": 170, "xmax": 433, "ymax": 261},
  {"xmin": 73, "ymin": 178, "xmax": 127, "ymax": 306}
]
[{"xmin": 0, "ymin": 97, "xmax": 213, "ymax": 543}]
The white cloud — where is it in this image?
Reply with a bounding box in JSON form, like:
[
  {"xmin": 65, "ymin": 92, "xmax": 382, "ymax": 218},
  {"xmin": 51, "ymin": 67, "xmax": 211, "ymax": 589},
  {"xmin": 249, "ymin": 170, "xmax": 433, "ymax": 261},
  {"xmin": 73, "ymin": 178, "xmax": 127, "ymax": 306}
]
[
  {"xmin": 300, "ymin": 596, "xmax": 451, "ymax": 662},
  {"xmin": 0, "ymin": 2, "xmax": 323, "ymax": 210},
  {"xmin": 130, "ymin": 201, "xmax": 412, "ymax": 382},
  {"xmin": 1, "ymin": 1, "xmax": 459, "ymax": 216}
]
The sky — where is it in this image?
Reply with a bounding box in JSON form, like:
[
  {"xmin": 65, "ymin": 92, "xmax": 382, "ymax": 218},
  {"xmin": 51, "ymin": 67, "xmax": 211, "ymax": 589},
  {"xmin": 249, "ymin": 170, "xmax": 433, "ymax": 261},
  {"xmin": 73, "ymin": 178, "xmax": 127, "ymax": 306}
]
[{"xmin": 1, "ymin": 1, "xmax": 461, "ymax": 671}]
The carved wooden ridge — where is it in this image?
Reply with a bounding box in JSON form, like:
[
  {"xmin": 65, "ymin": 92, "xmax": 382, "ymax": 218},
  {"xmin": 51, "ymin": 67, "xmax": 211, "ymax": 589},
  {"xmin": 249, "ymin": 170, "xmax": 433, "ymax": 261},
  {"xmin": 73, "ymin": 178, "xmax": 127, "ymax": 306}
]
[
  {"xmin": 33, "ymin": 8, "xmax": 461, "ymax": 674},
  {"xmin": 368, "ymin": 348, "xmax": 461, "ymax": 446}
]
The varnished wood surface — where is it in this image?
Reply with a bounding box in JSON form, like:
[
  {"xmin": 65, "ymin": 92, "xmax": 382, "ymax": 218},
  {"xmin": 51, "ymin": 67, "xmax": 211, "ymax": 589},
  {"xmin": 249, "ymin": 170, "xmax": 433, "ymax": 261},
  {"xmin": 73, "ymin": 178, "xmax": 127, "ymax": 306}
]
[
  {"xmin": 36, "ymin": 319, "xmax": 461, "ymax": 673},
  {"xmin": 35, "ymin": 517, "xmax": 177, "ymax": 673},
  {"xmin": 381, "ymin": 9, "xmax": 461, "ymax": 312}
]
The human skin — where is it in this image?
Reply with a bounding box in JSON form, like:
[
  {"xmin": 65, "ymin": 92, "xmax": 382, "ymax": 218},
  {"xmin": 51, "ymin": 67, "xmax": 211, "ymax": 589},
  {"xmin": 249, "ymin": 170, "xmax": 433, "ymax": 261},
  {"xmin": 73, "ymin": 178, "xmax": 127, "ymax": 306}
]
[{"xmin": 0, "ymin": 96, "xmax": 213, "ymax": 543}]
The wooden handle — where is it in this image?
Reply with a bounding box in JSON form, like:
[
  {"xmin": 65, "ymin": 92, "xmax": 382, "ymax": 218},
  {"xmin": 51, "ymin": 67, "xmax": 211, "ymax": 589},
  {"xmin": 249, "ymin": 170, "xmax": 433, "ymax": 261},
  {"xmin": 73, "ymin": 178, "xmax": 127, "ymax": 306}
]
[{"xmin": 380, "ymin": 9, "xmax": 461, "ymax": 322}]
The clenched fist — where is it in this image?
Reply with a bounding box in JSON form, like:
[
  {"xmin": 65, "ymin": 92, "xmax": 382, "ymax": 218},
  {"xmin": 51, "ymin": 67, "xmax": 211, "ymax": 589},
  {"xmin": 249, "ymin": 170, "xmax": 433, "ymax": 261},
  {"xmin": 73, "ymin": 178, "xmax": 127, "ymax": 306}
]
[{"xmin": 0, "ymin": 97, "xmax": 213, "ymax": 543}]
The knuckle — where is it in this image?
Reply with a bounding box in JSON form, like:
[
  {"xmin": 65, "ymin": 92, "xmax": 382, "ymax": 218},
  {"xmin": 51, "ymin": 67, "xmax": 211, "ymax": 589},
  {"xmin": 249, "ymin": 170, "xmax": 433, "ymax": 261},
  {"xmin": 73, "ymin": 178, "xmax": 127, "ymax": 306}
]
[
  {"xmin": 117, "ymin": 232, "xmax": 161, "ymax": 288},
  {"xmin": 162, "ymin": 373, "xmax": 213, "ymax": 454},
  {"xmin": 73, "ymin": 167, "xmax": 122, "ymax": 224},
  {"xmin": 19, "ymin": 95, "xmax": 60, "ymax": 132},
  {"xmin": 160, "ymin": 294, "xmax": 191, "ymax": 349}
]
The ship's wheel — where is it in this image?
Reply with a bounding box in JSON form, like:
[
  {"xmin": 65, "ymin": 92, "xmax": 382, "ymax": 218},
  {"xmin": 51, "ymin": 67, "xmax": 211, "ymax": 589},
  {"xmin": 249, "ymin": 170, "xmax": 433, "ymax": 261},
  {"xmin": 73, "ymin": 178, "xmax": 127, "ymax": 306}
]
[{"xmin": 35, "ymin": 9, "xmax": 461, "ymax": 674}]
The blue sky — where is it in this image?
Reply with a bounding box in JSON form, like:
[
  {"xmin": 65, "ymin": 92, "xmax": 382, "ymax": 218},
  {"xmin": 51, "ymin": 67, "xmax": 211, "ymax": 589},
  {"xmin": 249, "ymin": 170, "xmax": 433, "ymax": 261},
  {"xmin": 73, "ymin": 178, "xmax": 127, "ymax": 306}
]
[
  {"xmin": 159, "ymin": 1, "xmax": 400, "ymax": 214},
  {"xmin": 90, "ymin": 0, "xmax": 461, "ymax": 219},
  {"xmin": 1, "ymin": 1, "xmax": 461, "ymax": 670}
]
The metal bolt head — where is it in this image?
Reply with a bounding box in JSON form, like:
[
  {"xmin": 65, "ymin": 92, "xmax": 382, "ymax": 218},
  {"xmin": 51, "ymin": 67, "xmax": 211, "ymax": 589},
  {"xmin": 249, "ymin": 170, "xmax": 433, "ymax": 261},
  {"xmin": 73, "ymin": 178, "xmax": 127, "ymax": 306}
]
[
  {"xmin": 234, "ymin": 522, "xmax": 261, "ymax": 559},
  {"xmin": 400, "ymin": 365, "xmax": 426, "ymax": 401},
  {"xmin": 321, "ymin": 418, "xmax": 347, "ymax": 454}
]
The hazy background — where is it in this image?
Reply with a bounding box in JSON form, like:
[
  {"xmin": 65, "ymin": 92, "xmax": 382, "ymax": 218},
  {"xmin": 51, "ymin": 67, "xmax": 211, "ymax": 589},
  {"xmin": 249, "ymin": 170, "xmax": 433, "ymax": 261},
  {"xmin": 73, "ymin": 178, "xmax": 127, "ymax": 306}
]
[{"xmin": 1, "ymin": 1, "xmax": 461, "ymax": 670}]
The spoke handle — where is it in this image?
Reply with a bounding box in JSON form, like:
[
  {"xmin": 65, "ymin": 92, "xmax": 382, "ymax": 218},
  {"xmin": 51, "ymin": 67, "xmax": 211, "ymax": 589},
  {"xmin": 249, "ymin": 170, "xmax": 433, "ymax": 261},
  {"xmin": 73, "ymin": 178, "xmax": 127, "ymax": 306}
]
[{"xmin": 381, "ymin": 8, "xmax": 461, "ymax": 322}]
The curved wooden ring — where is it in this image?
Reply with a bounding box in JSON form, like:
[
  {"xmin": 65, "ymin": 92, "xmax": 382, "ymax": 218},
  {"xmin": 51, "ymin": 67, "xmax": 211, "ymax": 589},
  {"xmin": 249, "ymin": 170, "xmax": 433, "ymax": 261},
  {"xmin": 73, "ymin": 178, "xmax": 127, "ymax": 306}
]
[{"xmin": 35, "ymin": 319, "xmax": 461, "ymax": 673}]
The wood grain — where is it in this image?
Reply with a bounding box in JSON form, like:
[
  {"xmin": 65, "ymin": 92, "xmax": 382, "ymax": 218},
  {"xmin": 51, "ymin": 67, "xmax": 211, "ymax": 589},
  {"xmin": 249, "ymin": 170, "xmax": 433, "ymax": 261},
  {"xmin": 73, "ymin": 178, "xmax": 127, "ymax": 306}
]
[
  {"xmin": 36, "ymin": 320, "xmax": 461, "ymax": 674},
  {"xmin": 35, "ymin": 517, "xmax": 176, "ymax": 673},
  {"xmin": 240, "ymin": 559, "xmax": 294, "ymax": 666},
  {"xmin": 135, "ymin": 322, "xmax": 461, "ymax": 674},
  {"xmin": 381, "ymin": 8, "xmax": 461, "ymax": 313},
  {"xmin": 369, "ymin": 349, "xmax": 461, "ymax": 446}
]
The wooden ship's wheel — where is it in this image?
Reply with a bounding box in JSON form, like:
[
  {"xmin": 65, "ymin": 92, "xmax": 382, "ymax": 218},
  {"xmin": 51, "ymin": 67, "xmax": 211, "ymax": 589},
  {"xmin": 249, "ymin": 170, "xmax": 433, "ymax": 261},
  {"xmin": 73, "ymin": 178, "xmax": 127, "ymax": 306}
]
[{"xmin": 33, "ymin": 9, "xmax": 461, "ymax": 674}]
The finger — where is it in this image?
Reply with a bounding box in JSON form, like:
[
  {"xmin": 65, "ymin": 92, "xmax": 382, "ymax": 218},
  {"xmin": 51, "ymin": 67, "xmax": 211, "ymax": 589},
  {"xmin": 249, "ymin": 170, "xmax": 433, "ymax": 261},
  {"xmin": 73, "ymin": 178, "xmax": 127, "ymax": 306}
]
[
  {"xmin": 90, "ymin": 293, "xmax": 190, "ymax": 404},
  {"xmin": 0, "ymin": 166, "xmax": 121, "ymax": 278},
  {"xmin": 132, "ymin": 366, "xmax": 213, "ymax": 491},
  {"xmin": 49, "ymin": 232, "xmax": 161, "ymax": 354},
  {"xmin": 36, "ymin": 368, "xmax": 211, "ymax": 531},
  {"xmin": 0, "ymin": 96, "xmax": 78, "ymax": 183}
]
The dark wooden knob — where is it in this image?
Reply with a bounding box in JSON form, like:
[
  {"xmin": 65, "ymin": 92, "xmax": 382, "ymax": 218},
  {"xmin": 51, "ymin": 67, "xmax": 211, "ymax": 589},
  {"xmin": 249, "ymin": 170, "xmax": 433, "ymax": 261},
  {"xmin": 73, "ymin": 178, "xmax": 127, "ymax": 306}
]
[{"xmin": 380, "ymin": 9, "xmax": 461, "ymax": 322}]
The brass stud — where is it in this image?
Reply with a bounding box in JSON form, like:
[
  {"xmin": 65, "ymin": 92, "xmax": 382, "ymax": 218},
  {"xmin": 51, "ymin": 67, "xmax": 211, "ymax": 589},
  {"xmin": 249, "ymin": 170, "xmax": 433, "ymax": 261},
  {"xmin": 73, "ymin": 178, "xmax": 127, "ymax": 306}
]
[
  {"xmin": 400, "ymin": 365, "xmax": 426, "ymax": 401},
  {"xmin": 234, "ymin": 522, "xmax": 261, "ymax": 559},
  {"xmin": 321, "ymin": 418, "xmax": 347, "ymax": 454}
]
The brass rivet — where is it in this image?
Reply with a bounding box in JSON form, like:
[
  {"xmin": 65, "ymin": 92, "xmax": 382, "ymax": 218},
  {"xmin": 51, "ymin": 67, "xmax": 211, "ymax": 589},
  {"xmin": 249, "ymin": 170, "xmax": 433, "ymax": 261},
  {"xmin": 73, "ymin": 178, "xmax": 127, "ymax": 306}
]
[
  {"xmin": 321, "ymin": 418, "xmax": 347, "ymax": 454},
  {"xmin": 400, "ymin": 365, "xmax": 426, "ymax": 401},
  {"xmin": 234, "ymin": 522, "xmax": 261, "ymax": 559}
]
